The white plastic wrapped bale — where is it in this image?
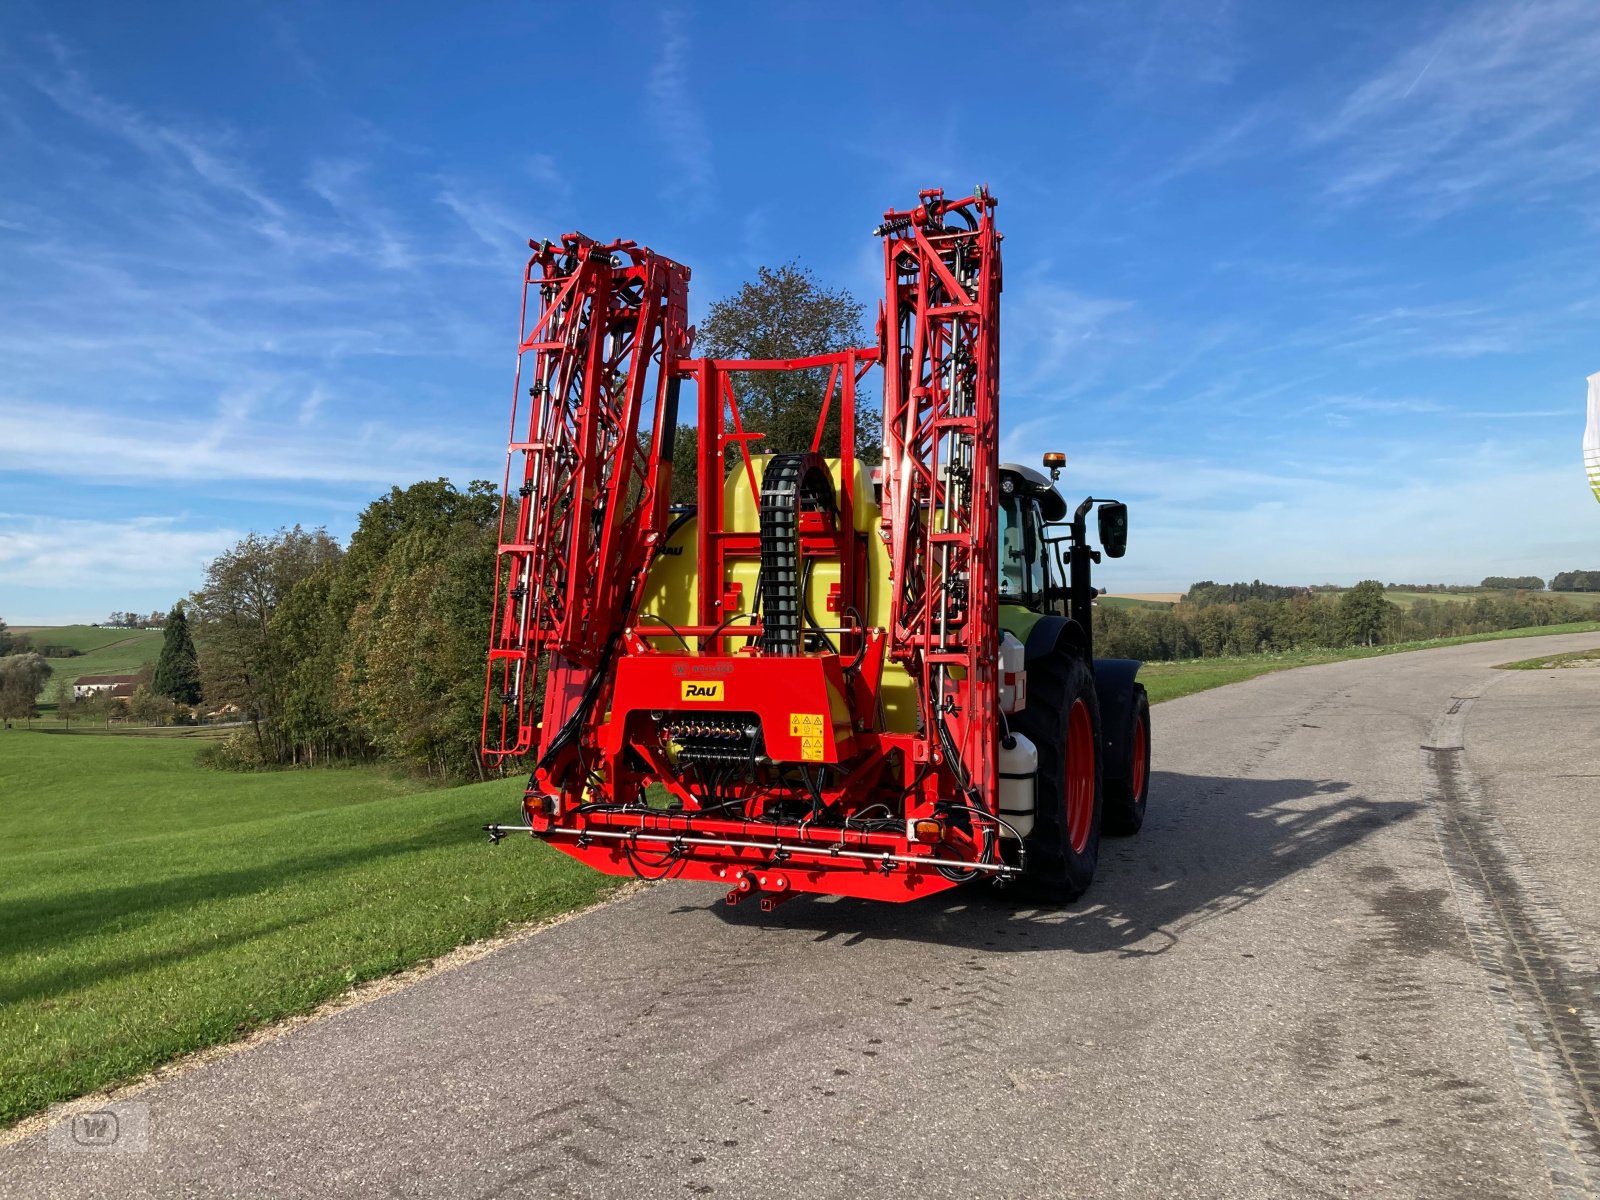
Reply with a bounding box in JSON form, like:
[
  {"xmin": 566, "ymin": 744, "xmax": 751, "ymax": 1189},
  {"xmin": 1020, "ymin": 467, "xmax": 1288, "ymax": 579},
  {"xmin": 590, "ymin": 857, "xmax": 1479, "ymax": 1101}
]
[{"xmin": 1587, "ymin": 372, "xmax": 1600, "ymax": 504}]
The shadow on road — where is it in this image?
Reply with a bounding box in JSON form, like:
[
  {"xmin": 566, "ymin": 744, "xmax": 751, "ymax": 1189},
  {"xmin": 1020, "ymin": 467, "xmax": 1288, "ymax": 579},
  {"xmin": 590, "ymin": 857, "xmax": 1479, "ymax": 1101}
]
[{"xmin": 698, "ymin": 770, "xmax": 1417, "ymax": 955}]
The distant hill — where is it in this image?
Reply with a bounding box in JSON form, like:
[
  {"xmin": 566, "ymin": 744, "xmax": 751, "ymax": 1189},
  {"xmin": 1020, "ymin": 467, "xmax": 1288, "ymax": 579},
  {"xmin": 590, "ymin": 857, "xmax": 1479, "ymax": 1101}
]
[
  {"xmin": 10, "ymin": 625, "xmax": 165, "ymax": 699},
  {"xmin": 1104, "ymin": 588, "xmax": 1600, "ymax": 613},
  {"xmin": 1380, "ymin": 590, "xmax": 1600, "ymax": 610}
]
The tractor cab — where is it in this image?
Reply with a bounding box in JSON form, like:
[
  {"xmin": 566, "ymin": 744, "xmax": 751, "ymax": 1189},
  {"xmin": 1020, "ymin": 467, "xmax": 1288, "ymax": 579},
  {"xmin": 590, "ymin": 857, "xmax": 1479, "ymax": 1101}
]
[
  {"xmin": 999, "ymin": 460, "xmax": 1071, "ymax": 616},
  {"xmin": 999, "ymin": 453, "xmax": 1129, "ymax": 664}
]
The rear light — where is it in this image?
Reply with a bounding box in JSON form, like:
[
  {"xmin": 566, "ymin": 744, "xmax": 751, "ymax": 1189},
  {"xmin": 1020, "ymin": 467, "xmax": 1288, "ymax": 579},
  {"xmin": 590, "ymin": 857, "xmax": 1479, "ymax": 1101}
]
[
  {"xmin": 527, "ymin": 794, "xmax": 558, "ymax": 817},
  {"xmin": 908, "ymin": 818, "xmax": 944, "ymax": 843}
]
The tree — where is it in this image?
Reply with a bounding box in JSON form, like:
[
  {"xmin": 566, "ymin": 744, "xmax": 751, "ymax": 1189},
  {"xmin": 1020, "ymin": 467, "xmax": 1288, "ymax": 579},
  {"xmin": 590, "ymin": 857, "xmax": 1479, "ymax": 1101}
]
[
  {"xmin": 1338, "ymin": 580, "xmax": 1398, "ymax": 647},
  {"xmin": 153, "ymin": 603, "xmax": 203, "ymax": 705},
  {"xmin": 0, "ymin": 652, "xmax": 52, "ymax": 728},
  {"xmin": 50, "ymin": 676, "xmax": 75, "ymax": 728},
  {"xmin": 190, "ymin": 526, "xmax": 343, "ymax": 758},
  {"xmin": 335, "ymin": 480, "xmax": 501, "ymax": 779},
  {"xmin": 664, "ymin": 423, "xmax": 701, "ymax": 508},
  {"xmin": 697, "ymin": 263, "xmax": 881, "ymax": 469},
  {"xmin": 78, "ymin": 688, "xmax": 112, "ymax": 726},
  {"xmin": 129, "ymin": 686, "xmax": 169, "ymax": 725},
  {"xmin": 0, "ymin": 617, "xmax": 11, "ymax": 656}
]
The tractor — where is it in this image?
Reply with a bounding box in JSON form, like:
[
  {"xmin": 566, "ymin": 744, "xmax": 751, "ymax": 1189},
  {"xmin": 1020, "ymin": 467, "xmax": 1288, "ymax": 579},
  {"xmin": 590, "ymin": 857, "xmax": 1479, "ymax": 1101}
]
[{"xmin": 482, "ymin": 187, "xmax": 1150, "ymax": 906}]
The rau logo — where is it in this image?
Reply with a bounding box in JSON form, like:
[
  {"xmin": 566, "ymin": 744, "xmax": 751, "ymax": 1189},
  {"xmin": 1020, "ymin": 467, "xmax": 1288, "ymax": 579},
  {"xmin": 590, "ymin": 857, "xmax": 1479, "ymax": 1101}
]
[{"xmin": 680, "ymin": 680, "xmax": 724, "ymax": 702}]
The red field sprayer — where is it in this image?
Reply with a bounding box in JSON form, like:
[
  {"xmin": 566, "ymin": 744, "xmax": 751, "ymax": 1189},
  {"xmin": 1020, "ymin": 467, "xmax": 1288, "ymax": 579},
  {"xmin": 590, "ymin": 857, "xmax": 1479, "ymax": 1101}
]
[{"xmin": 482, "ymin": 187, "xmax": 1151, "ymax": 907}]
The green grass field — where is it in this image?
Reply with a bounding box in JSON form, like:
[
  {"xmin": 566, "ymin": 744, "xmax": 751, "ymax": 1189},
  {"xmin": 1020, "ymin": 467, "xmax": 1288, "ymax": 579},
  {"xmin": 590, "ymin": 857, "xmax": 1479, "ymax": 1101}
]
[
  {"xmin": 10, "ymin": 625, "xmax": 165, "ymax": 699},
  {"xmin": 1139, "ymin": 620, "xmax": 1600, "ymax": 703},
  {"xmin": 1097, "ymin": 596, "xmax": 1174, "ymax": 610},
  {"xmin": 0, "ymin": 732, "xmax": 617, "ymax": 1125}
]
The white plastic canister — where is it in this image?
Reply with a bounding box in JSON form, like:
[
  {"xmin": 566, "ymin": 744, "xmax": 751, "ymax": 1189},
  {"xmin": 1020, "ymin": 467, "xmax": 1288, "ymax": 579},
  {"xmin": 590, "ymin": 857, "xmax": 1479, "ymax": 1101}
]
[
  {"xmin": 998, "ymin": 632, "xmax": 1027, "ymax": 713},
  {"xmin": 996, "ymin": 731, "xmax": 1038, "ymax": 838}
]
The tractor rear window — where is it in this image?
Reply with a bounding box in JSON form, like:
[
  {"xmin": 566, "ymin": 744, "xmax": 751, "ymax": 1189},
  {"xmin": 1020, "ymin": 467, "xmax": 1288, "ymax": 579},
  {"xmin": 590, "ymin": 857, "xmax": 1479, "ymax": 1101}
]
[{"xmin": 999, "ymin": 493, "xmax": 1036, "ymax": 600}]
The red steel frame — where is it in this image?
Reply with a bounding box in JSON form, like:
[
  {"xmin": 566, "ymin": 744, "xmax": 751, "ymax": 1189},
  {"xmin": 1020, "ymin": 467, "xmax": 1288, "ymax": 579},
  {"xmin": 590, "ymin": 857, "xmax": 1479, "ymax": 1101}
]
[
  {"xmin": 483, "ymin": 234, "xmax": 691, "ymax": 767},
  {"xmin": 878, "ymin": 187, "xmax": 1003, "ymax": 818},
  {"xmin": 482, "ymin": 191, "xmax": 1006, "ymax": 904}
]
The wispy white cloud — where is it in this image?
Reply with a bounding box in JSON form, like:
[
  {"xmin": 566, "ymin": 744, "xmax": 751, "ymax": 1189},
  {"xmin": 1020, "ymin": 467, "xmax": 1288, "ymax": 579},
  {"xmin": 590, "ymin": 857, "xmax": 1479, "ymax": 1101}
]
[
  {"xmin": 0, "ymin": 515, "xmax": 243, "ymax": 593},
  {"xmin": 28, "ymin": 35, "xmax": 286, "ymax": 224},
  {"xmin": 306, "ymin": 158, "xmax": 414, "ymax": 270},
  {"xmin": 525, "ymin": 153, "xmax": 569, "ymax": 200},
  {"xmin": 0, "ymin": 36, "xmax": 530, "ymax": 535},
  {"xmin": 1002, "ymin": 279, "xmax": 1137, "ymax": 397},
  {"xmin": 1302, "ymin": 393, "xmax": 1572, "ymax": 421},
  {"xmin": 1288, "ymin": 301, "xmax": 1553, "ymax": 363},
  {"xmin": 297, "ymin": 385, "xmax": 326, "ymax": 428},
  {"xmin": 1310, "ymin": 0, "xmax": 1600, "ymax": 214},
  {"xmin": 0, "ymin": 392, "xmax": 487, "ymax": 488},
  {"xmin": 436, "ymin": 186, "xmax": 528, "ymax": 256},
  {"xmin": 1051, "ymin": 441, "xmax": 1598, "ymax": 591},
  {"xmin": 1065, "ymin": 0, "xmax": 1243, "ymax": 92},
  {"xmin": 646, "ymin": 8, "xmax": 714, "ymax": 205},
  {"xmin": 1142, "ymin": 106, "xmax": 1269, "ymax": 192}
]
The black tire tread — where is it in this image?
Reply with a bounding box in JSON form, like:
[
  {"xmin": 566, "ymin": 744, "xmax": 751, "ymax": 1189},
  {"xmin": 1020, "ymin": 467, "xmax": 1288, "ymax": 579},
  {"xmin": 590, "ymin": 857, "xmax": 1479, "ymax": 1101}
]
[
  {"xmin": 1103, "ymin": 684, "xmax": 1150, "ymax": 837},
  {"xmin": 1012, "ymin": 653, "xmax": 1103, "ymax": 904}
]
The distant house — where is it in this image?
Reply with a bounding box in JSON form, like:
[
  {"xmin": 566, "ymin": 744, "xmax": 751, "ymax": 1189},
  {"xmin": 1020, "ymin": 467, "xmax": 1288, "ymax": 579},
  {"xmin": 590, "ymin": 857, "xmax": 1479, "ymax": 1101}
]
[{"xmin": 74, "ymin": 674, "xmax": 141, "ymax": 699}]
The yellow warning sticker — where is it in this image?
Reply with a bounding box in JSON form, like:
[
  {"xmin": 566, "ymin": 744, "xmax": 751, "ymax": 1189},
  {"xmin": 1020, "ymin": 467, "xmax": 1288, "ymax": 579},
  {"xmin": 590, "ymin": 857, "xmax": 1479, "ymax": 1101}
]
[
  {"xmin": 789, "ymin": 713, "xmax": 825, "ymax": 736},
  {"xmin": 680, "ymin": 680, "xmax": 724, "ymax": 702},
  {"xmin": 800, "ymin": 735, "xmax": 825, "ymax": 761}
]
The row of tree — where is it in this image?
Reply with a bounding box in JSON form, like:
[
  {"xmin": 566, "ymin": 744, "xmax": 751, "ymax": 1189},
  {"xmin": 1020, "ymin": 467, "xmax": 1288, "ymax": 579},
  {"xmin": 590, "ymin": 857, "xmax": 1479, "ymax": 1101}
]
[
  {"xmin": 1184, "ymin": 576, "xmax": 1600, "ymax": 606},
  {"xmin": 1480, "ymin": 576, "xmax": 1546, "ymax": 591},
  {"xmin": 188, "ymin": 482, "xmax": 499, "ymax": 778},
  {"xmin": 104, "ymin": 611, "xmax": 168, "ymax": 629},
  {"xmin": 1183, "ymin": 580, "xmax": 1315, "ymax": 607},
  {"xmin": 1097, "ymin": 581, "xmax": 1589, "ymax": 662},
  {"xmin": 1550, "ymin": 570, "xmax": 1600, "ymax": 592}
]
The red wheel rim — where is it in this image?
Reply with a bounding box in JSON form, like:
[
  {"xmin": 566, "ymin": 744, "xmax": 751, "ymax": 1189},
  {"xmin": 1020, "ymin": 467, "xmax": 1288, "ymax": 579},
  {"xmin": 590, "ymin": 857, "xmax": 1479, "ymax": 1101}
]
[
  {"xmin": 1131, "ymin": 714, "xmax": 1148, "ymax": 801},
  {"xmin": 1065, "ymin": 698, "xmax": 1095, "ymax": 853}
]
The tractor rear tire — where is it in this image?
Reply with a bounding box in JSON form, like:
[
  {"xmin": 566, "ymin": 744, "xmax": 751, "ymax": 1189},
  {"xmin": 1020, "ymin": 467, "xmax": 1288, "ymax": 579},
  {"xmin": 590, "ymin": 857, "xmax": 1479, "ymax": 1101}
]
[
  {"xmin": 1014, "ymin": 652, "xmax": 1103, "ymax": 903},
  {"xmin": 1102, "ymin": 683, "xmax": 1150, "ymax": 836}
]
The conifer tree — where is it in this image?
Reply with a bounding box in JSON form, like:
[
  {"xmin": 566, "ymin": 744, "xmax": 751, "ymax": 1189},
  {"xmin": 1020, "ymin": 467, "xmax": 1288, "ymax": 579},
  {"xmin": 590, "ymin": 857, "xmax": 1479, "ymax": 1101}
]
[{"xmin": 153, "ymin": 603, "xmax": 202, "ymax": 705}]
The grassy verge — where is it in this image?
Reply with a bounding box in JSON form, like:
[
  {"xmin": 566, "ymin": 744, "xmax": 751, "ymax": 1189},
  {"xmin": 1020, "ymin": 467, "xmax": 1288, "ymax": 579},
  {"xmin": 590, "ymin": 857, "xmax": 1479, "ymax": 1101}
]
[
  {"xmin": 0, "ymin": 731, "xmax": 616, "ymax": 1126},
  {"xmin": 1140, "ymin": 621, "xmax": 1600, "ymax": 704},
  {"xmin": 1495, "ymin": 646, "xmax": 1600, "ymax": 670}
]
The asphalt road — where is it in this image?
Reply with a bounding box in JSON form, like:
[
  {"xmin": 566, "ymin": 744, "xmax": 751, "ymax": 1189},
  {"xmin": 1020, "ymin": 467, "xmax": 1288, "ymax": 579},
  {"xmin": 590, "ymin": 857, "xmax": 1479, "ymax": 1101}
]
[{"xmin": 6, "ymin": 632, "xmax": 1600, "ymax": 1199}]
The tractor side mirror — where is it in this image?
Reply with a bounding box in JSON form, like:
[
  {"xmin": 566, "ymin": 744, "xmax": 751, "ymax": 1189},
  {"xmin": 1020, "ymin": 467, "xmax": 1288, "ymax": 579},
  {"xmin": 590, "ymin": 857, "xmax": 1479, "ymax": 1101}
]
[{"xmin": 1097, "ymin": 502, "xmax": 1128, "ymax": 558}]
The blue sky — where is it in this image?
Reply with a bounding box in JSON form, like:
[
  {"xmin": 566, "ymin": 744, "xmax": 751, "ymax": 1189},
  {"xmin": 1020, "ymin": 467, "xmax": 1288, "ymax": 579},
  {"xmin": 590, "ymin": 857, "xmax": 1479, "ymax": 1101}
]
[{"xmin": 2, "ymin": 1, "xmax": 1598, "ymax": 623}]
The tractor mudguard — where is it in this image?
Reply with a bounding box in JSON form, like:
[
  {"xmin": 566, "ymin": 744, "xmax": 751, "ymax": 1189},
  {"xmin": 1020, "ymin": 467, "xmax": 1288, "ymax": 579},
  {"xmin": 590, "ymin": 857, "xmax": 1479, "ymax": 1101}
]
[
  {"xmin": 1092, "ymin": 657, "xmax": 1144, "ymax": 793},
  {"xmin": 1019, "ymin": 617, "xmax": 1142, "ymax": 793},
  {"xmin": 1020, "ymin": 614, "xmax": 1089, "ymax": 663}
]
